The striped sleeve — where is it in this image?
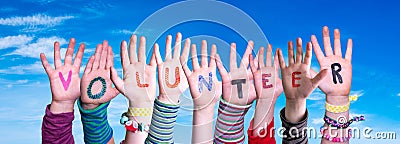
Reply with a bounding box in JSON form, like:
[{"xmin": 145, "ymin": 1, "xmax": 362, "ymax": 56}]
[
  {"xmin": 280, "ymin": 108, "xmax": 308, "ymax": 144},
  {"xmin": 77, "ymin": 99, "xmax": 113, "ymax": 144},
  {"xmin": 214, "ymin": 98, "xmax": 252, "ymax": 144},
  {"xmin": 145, "ymin": 98, "xmax": 179, "ymax": 144}
]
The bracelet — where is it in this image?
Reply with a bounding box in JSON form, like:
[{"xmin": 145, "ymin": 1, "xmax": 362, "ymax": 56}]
[
  {"xmin": 127, "ymin": 107, "xmax": 153, "ymax": 117},
  {"xmin": 320, "ymin": 126, "xmax": 352, "ymax": 142},
  {"xmin": 324, "ymin": 115, "xmax": 365, "ymax": 128},
  {"xmin": 120, "ymin": 112, "xmax": 150, "ymax": 133},
  {"xmin": 325, "ymin": 102, "xmax": 350, "ymax": 113}
]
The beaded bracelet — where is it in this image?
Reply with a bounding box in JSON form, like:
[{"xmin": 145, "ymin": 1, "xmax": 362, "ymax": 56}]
[
  {"xmin": 320, "ymin": 126, "xmax": 352, "ymax": 142},
  {"xmin": 120, "ymin": 112, "xmax": 150, "ymax": 133},
  {"xmin": 324, "ymin": 115, "xmax": 365, "ymax": 128}
]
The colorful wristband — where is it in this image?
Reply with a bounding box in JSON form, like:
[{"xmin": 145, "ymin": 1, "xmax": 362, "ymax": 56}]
[
  {"xmin": 77, "ymin": 99, "xmax": 113, "ymax": 144},
  {"xmin": 128, "ymin": 107, "xmax": 153, "ymax": 117},
  {"xmin": 320, "ymin": 126, "xmax": 352, "ymax": 142},
  {"xmin": 325, "ymin": 102, "xmax": 350, "ymax": 113},
  {"xmin": 324, "ymin": 115, "xmax": 365, "ymax": 128}
]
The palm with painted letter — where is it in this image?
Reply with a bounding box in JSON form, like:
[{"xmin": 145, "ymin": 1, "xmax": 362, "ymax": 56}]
[
  {"xmin": 80, "ymin": 41, "xmax": 120, "ymax": 108},
  {"xmin": 180, "ymin": 40, "xmax": 222, "ymax": 110},
  {"xmin": 40, "ymin": 38, "xmax": 85, "ymax": 113},
  {"xmin": 311, "ymin": 26, "xmax": 352, "ymax": 96},
  {"xmin": 111, "ymin": 35, "xmax": 157, "ymax": 107},
  {"xmin": 154, "ymin": 33, "xmax": 189, "ymax": 104},
  {"xmin": 278, "ymin": 38, "xmax": 328, "ymax": 100},
  {"xmin": 215, "ymin": 41, "xmax": 256, "ymax": 106}
]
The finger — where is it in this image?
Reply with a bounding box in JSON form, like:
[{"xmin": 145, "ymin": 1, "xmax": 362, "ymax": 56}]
[
  {"xmin": 266, "ymin": 44, "xmax": 272, "ymax": 67},
  {"xmin": 253, "ymin": 49, "xmax": 259, "ymax": 70},
  {"xmin": 92, "ymin": 44, "xmax": 102, "ymax": 71},
  {"xmin": 209, "ymin": 44, "xmax": 217, "ymax": 68},
  {"xmin": 106, "ymin": 46, "xmax": 113, "ymax": 69},
  {"xmin": 129, "ymin": 35, "xmax": 138, "ymax": 63},
  {"xmin": 310, "ymin": 68, "xmax": 317, "ymax": 78},
  {"xmin": 249, "ymin": 54, "xmax": 257, "ymax": 74},
  {"xmin": 154, "ymin": 43, "xmax": 163, "ymax": 65},
  {"xmin": 173, "ymin": 32, "xmax": 182, "ymax": 59},
  {"xmin": 216, "ymin": 54, "xmax": 228, "ymax": 77},
  {"xmin": 311, "ymin": 69, "xmax": 329, "ymax": 89},
  {"xmin": 258, "ymin": 47, "xmax": 265, "ymax": 68},
  {"xmin": 73, "ymin": 43, "xmax": 85, "ymax": 68},
  {"xmin": 54, "ymin": 42, "xmax": 62, "ymax": 69},
  {"xmin": 149, "ymin": 45, "xmax": 157, "ymax": 66},
  {"xmin": 111, "ymin": 67, "xmax": 124, "ymax": 94},
  {"xmin": 295, "ymin": 38, "xmax": 303, "ymax": 64},
  {"xmin": 323, "ymin": 26, "xmax": 333, "ymax": 56},
  {"xmin": 180, "ymin": 38, "xmax": 191, "ymax": 66},
  {"xmin": 200, "ymin": 40, "xmax": 208, "ymax": 68},
  {"xmin": 304, "ymin": 42, "xmax": 312, "ymax": 66},
  {"xmin": 288, "ymin": 41, "xmax": 295, "ymax": 65},
  {"xmin": 138, "ymin": 36, "xmax": 146, "ymax": 63},
  {"xmin": 99, "ymin": 40, "xmax": 108, "ymax": 69},
  {"xmin": 334, "ymin": 29, "xmax": 342, "ymax": 57},
  {"xmin": 277, "ymin": 48, "xmax": 286, "ymax": 69},
  {"xmin": 191, "ymin": 44, "xmax": 200, "ymax": 70},
  {"xmin": 64, "ymin": 38, "xmax": 75, "ymax": 66},
  {"xmin": 230, "ymin": 43, "xmax": 237, "ymax": 70},
  {"xmin": 240, "ymin": 41, "xmax": 254, "ymax": 68},
  {"xmin": 345, "ymin": 39, "xmax": 353, "ymax": 61},
  {"xmin": 120, "ymin": 41, "xmax": 130, "ymax": 71},
  {"xmin": 84, "ymin": 56, "xmax": 95, "ymax": 75},
  {"xmin": 274, "ymin": 50, "xmax": 279, "ymax": 74},
  {"xmin": 165, "ymin": 35, "xmax": 173, "ymax": 60},
  {"xmin": 40, "ymin": 53, "xmax": 54, "ymax": 75},
  {"xmin": 311, "ymin": 35, "xmax": 325, "ymax": 63}
]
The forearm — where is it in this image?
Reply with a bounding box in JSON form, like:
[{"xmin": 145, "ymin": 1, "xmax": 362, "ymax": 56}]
[
  {"xmin": 192, "ymin": 104, "xmax": 216, "ymax": 144},
  {"xmin": 77, "ymin": 99, "xmax": 114, "ymax": 144},
  {"xmin": 145, "ymin": 97, "xmax": 179, "ymax": 143},
  {"xmin": 124, "ymin": 101, "xmax": 153, "ymax": 144},
  {"xmin": 42, "ymin": 104, "xmax": 74, "ymax": 144},
  {"xmin": 321, "ymin": 96, "xmax": 349, "ymax": 144},
  {"xmin": 285, "ymin": 99, "xmax": 307, "ymax": 123},
  {"xmin": 252, "ymin": 99, "xmax": 275, "ymax": 136},
  {"xmin": 214, "ymin": 98, "xmax": 251, "ymax": 144}
]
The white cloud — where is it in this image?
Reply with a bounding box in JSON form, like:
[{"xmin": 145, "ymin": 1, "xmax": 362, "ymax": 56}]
[
  {"xmin": 0, "ymin": 14, "xmax": 74, "ymax": 27},
  {"xmin": 8, "ymin": 36, "xmax": 67, "ymax": 59},
  {"xmin": 0, "ymin": 35, "xmax": 34, "ymax": 50},
  {"xmin": 311, "ymin": 118, "xmax": 324, "ymax": 125},
  {"xmin": 0, "ymin": 61, "xmax": 45, "ymax": 74},
  {"xmin": 397, "ymin": 93, "xmax": 400, "ymax": 96},
  {"xmin": 307, "ymin": 91, "xmax": 325, "ymax": 101},
  {"xmin": 112, "ymin": 29, "xmax": 134, "ymax": 35}
]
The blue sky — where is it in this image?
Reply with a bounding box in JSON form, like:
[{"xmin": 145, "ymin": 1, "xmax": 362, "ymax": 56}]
[{"xmin": 0, "ymin": 0, "xmax": 399, "ymax": 143}]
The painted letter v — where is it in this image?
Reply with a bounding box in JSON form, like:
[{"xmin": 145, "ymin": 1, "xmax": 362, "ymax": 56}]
[{"xmin": 59, "ymin": 70, "xmax": 72, "ymax": 91}]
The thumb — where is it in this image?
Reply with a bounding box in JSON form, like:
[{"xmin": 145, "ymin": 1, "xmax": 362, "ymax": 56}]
[
  {"xmin": 110, "ymin": 66, "xmax": 125, "ymax": 95},
  {"xmin": 311, "ymin": 69, "xmax": 329, "ymax": 89}
]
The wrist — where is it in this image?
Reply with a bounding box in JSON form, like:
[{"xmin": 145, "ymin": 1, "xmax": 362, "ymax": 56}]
[
  {"xmin": 50, "ymin": 100, "xmax": 74, "ymax": 114},
  {"xmin": 157, "ymin": 93, "xmax": 180, "ymax": 105},
  {"xmin": 128, "ymin": 101, "xmax": 154, "ymax": 108},
  {"xmin": 285, "ymin": 98, "xmax": 306, "ymax": 123},
  {"xmin": 326, "ymin": 95, "xmax": 349, "ymax": 105}
]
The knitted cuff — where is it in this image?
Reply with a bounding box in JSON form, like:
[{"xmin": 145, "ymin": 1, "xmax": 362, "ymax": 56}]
[
  {"xmin": 214, "ymin": 98, "xmax": 252, "ymax": 144},
  {"xmin": 78, "ymin": 99, "xmax": 113, "ymax": 144},
  {"xmin": 280, "ymin": 108, "xmax": 308, "ymax": 144},
  {"xmin": 145, "ymin": 98, "xmax": 180, "ymax": 144}
]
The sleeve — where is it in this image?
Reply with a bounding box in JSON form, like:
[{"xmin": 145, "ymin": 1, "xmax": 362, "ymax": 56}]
[
  {"xmin": 145, "ymin": 98, "xmax": 179, "ymax": 144},
  {"xmin": 77, "ymin": 99, "xmax": 113, "ymax": 144},
  {"xmin": 41, "ymin": 104, "xmax": 75, "ymax": 144},
  {"xmin": 280, "ymin": 108, "xmax": 308, "ymax": 144},
  {"xmin": 214, "ymin": 98, "xmax": 252, "ymax": 144},
  {"xmin": 247, "ymin": 118, "xmax": 276, "ymax": 144}
]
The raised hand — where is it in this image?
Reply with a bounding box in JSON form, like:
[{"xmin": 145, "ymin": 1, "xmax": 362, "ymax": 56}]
[
  {"xmin": 154, "ymin": 33, "xmax": 189, "ymax": 104},
  {"xmin": 40, "ymin": 38, "xmax": 85, "ymax": 113},
  {"xmin": 80, "ymin": 41, "xmax": 120, "ymax": 109},
  {"xmin": 215, "ymin": 41, "xmax": 256, "ymax": 106},
  {"xmin": 249, "ymin": 44, "xmax": 283, "ymax": 131},
  {"xmin": 112, "ymin": 35, "xmax": 157, "ymax": 107},
  {"xmin": 250, "ymin": 44, "xmax": 282, "ymax": 102},
  {"xmin": 311, "ymin": 26, "xmax": 352, "ymax": 97},
  {"xmin": 181, "ymin": 40, "xmax": 221, "ymax": 110},
  {"xmin": 278, "ymin": 38, "xmax": 328, "ymax": 122}
]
